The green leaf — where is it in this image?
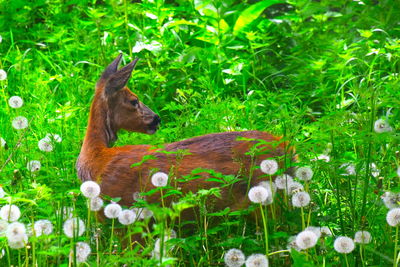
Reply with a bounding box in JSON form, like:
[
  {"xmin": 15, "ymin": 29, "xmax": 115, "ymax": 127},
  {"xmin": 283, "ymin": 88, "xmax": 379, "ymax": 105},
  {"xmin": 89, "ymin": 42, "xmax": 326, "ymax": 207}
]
[{"xmin": 233, "ymin": 0, "xmax": 283, "ymax": 35}]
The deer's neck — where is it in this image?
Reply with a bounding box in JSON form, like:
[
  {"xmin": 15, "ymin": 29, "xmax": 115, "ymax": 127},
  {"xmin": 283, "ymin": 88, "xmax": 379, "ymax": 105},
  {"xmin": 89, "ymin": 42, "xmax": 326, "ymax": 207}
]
[{"xmin": 77, "ymin": 98, "xmax": 117, "ymax": 181}]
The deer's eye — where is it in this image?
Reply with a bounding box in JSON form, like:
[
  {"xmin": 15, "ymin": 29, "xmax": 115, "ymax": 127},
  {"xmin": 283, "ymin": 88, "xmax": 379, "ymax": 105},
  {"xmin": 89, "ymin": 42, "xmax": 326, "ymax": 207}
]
[{"xmin": 130, "ymin": 99, "xmax": 139, "ymax": 107}]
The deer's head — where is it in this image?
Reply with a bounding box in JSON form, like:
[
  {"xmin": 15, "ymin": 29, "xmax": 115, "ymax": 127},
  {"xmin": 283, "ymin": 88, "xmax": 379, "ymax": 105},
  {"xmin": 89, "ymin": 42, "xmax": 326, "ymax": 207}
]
[{"xmin": 96, "ymin": 54, "xmax": 161, "ymax": 137}]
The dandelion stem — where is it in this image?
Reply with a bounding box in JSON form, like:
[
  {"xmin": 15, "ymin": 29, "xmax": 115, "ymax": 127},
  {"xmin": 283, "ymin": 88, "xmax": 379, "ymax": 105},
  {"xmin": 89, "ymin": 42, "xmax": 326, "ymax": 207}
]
[
  {"xmin": 267, "ymin": 250, "xmax": 289, "ymax": 256},
  {"xmin": 259, "ymin": 203, "xmax": 269, "ymax": 255},
  {"xmin": 301, "ymin": 207, "xmax": 305, "ymax": 230},
  {"xmin": 360, "ymin": 245, "xmax": 365, "ymax": 267},
  {"xmin": 394, "ymin": 226, "xmax": 399, "ymax": 267},
  {"xmin": 344, "ymin": 254, "xmax": 350, "ymax": 267},
  {"xmin": 109, "ymin": 218, "xmax": 115, "ymax": 255}
]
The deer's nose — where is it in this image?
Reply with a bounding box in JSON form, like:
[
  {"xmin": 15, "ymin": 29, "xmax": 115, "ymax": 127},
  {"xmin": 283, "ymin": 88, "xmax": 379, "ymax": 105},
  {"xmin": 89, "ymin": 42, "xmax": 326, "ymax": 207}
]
[{"xmin": 151, "ymin": 115, "xmax": 161, "ymax": 126}]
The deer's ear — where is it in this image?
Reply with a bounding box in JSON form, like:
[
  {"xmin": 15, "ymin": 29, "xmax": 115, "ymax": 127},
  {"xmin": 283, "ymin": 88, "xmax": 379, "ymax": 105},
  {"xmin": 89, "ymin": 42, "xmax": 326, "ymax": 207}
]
[
  {"xmin": 101, "ymin": 54, "xmax": 123, "ymax": 80},
  {"xmin": 105, "ymin": 58, "xmax": 139, "ymax": 95}
]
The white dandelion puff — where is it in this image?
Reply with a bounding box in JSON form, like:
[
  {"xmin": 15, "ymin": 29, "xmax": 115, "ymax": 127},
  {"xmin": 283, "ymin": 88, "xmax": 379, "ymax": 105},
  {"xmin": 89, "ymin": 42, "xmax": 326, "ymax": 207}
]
[
  {"xmin": 370, "ymin": 163, "xmax": 380, "ymax": 177},
  {"xmin": 295, "ymin": 230, "xmax": 318, "ymax": 250},
  {"xmin": 8, "ymin": 96, "xmax": 23, "ymax": 108},
  {"xmin": 118, "ymin": 209, "xmax": 136, "ymax": 225},
  {"xmin": 287, "ymin": 181, "xmax": 304, "ymax": 195},
  {"xmin": 104, "ymin": 203, "xmax": 122, "ymax": 219},
  {"xmin": 151, "ymin": 172, "xmax": 169, "ymax": 187},
  {"xmin": 80, "ymin": 181, "xmax": 101, "ymax": 199},
  {"xmin": 340, "ymin": 163, "xmax": 356, "ymax": 176},
  {"xmin": 34, "ymin": 220, "xmax": 53, "ymax": 237},
  {"xmin": 334, "ymin": 236, "xmax": 355, "ymax": 254},
  {"xmin": 38, "ymin": 138, "xmax": 53, "ymax": 152},
  {"xmin": 248, "ymin": 186, "xmax": 269, "ymax": 204},
  {"xmin": 245, "ymin": 253, "xmax": 269, "ymax": 267},
  {"xmin": 354, "ymin": 230, "xmax": 371, "ymax": 244},
  {"xmin": 12, "ymin": 116, "xmax": 28, "ymax": 130},
  {"xmin": 374, "ymin": 118, "xmax": 392, "ymax": 133},
  {"xmin": 0, "ymin": 205, "xmax": 21, "ymax": 222},
  {"xmin": 27, "ymin": 160, "xmax": 41, "ymax": 172},
  {"xmin": 6, "ymin": 222, "xmax": 26, "ymax": 243},
  {"xmin": 0, "ymin": 187, "xmax": 5, "ymax": 198},
  {"xmin": 304, "ymin": 226, "xmax": 321, "ymax": 239},
  {"xmin": 72, "ymin": 242, "xmax": 91, "ymax": 263},
  {"xmin": 321, "ymin": 226, "xmax": 332, "ymax": 236},
  {"xmin": 381, "ymin": 192, "xmax": 400, "ymax": 209},
  {"xmin": 260, "ymin": 159, "xmax": 278, "ymax": 175},
  {"xmin": 90, "ymin": 197, "xmax": 103, "ymax": 211},
  {"xmin": 387, "ymin": 208, "xmax": 400, "ymax": 227},
  {"xmin": 258, "ymin": 181, "xmax": 276, "ymax": 204},
  {"xmin": 287, "ymin": 235, "xmax": 301, "ymax": 251},
  {"xmin": 224, "ymin": 248, "xmax": 245, "ymax": 267},
  {"xmin": 0, "ymin": 69, "xmax": 7, "ymax": 80},
  {"xmin": 63, "ymin": 218, "xmax": 85, "ymax": 238},
  {"xmin": 275, "ymin": 174, "xmax": 294, "ymax": 190},
  {"xmin": 8, "ymin": 234, "xmax": 28, "ymax": 249},
  {"xmin": 292, "ymin": 191, "xmax": 311, "ymax": 207},
  {"xmin": 45, "ymin": 133, "xmax": 62, "ymax": 143},
  {"xmin": 295, "ymin": 167, "xmax": 313, "ymax": 181},
  {"xmin": 0, "ymin": 137, "xmax": 5, "ymax": 148},
  {"xmin": 135, "ymin": 208, "xmax": 153, "ymax": 220},
  {"xmin": 313, "ymin": 154, "xmax": 330, "ymax": 162},
  {"xmin": 0, "ymin": 220, "xmax": 8, "ymax": 236}
]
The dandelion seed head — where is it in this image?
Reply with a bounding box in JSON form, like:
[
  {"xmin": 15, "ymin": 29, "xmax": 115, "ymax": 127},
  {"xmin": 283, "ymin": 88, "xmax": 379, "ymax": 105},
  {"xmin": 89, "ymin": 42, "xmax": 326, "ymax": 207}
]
[
  {"xmin": 320, "ymin": 226, "xmax": 332, "ymax": 236},
  {"xmin": 135, "ymin": 208, "xmax": 153, "ymax": 220},
  {"xmin": 27, "ymin": 160, "xmax": 41, "ymax": 172},
  {"xmin": 104, "ymin": 203, "xmax": 122, "ymax": 219},
  {"xmin": 295, "ymin": 167, "xmax": 313, "ymax": 181},
  {"xmin": 287, "ymin": 235, "xmax": 301, "ymax": 251},
  {"xmin": 313, "ymin": 154, "xmax": 330, "ymax": 162},
  {"xmin": 374, "ymin": 118, "xmax": 392, "ymax": 133},
  {"xmin": 248, "ymin": 186, "xmax": 269, "ymax": 204},
  {"xmin": 0, "ymin": 69, "xmax": 7, "ymax": 80},
  {"xmin": 151, "ymin": 172, "xmax": 169, "ymax": 187},
  {"xmin": 12, "ymin": 116, "xmax": 28, "ymax": 130},
  {"xmin": 118, "ymin": 209, "xmax": 136, "ymax": 225},
  {"xmin": 80, "ymin": 181, "xmax": 101, "ymax": 199},
  {"xmin": 275, "ymin": 174, "xmax": 293, "ymax": 190},
  {"xmin": 260, "ymin": 159, "xmax": 278, "ymax": 175},
  {"xmin": 63, "ymin": 218, "xmax": 85, "ymax": 238},
  {"xmin": 245, "ymin": 253, "xmax": 269, "ymax": 267},
  {"xmin": 224, "ymin": 248, "xmax": 245, "ymax": 267},
  {"xmin": 334, "ymin": 236, "xmax": 355, "ymax": 254},
  {"xmin": 387, "ymin": 208, "xmax": 400, "ymax": 227},
  {"xmin": 0, "ymin": 220, "xmax": 8, "ymax": 236},
  {"xmin": 8, "ymin": 234, "xmax": 27, "ymax": 249},
  {"xmin": 0, "ymin": 205, "xmax": 21, "ymax": 222},
  {"xmin": 381, "ymin": 192, "xmax": 400, "ymax": 209},
  {"xmin": 73, "ymin": 242, "xmax": 91, "ymax": 263},
  {"xmin": 152, "ymin": 233, "xmax": 176, "ymax": 259},
  {"xmin": 258, "ymin": 181, "xmax": 276, "ymax": 204},
  {"xmin": 370, "ymin": 163, "xmax": 380, "ymax": 177},
  {"xmin": 340, "ymin": 163, "xmax": 356, "ymax": 176},
  {"xmin": 287, "ymin": 181, "xmax": 304, "ymax": 195},
  {"xmin": 45, "ymin": 133, "xmax": 62, "ymax": 143},
  {"xmin": 354, "ymin": 230, "xmax": 371, "ymax": 244},
  {"xmin": 8, "ymin": 96, "xmax": 23, "ymax": 108},
  {"xmin": 6, "ymin": 222, "xmax": 26, "ymax": 243},
  {"xmin": 304, "ymin": 226, "xmax": 321, "ymax": 239},
  {"xmin": 295, "ymin": 230, "xmax": 318, "ymax": 250},
  {"xmin": 90, "ymin": 197, "xmax": 103, "ymax": 211},
  {"xmin": 38, "ymin": 138, "xmax": 53, "ymax": 152},
  {"xmin": 292, "ymin": 191, "xmax": 311, "ymax": 208},
  {"xmin": 34, "ymin": 220, "xmax": 53, "ymax": 237}
]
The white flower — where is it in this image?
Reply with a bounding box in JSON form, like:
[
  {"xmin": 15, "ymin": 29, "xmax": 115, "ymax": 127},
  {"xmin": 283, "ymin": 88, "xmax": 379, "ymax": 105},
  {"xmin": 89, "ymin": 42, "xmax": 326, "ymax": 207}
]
[
  {"xmin": 72, "ymin": 242, "xmax": 91, "ymax": 263},
  {"xmin": 8, "ymin": 96, "xmax": 23, "ymax": 108},
  {"xmin": 0, "ymin": 137, "xmax": 5, "ymax": 148},
  {"xmin": 27, "ymin": 160, "xmax": 41, "ymax": 172},
  {"xmin": 381, "ymin": 192, "xmax": 400, "ymax": 209},
  {"xmin": 374, "ymin": 119, "xmax": 392, "ymax": 133},
  {"xmin": 118, "ymin": 209, "xmax": 136, "ymax": 225},
  {"xmin": 287, "ymin": 235, "xmax": 301, "ymax": 251},
  {"xmin": 224, "ymin": 248, "xmax": 245, "ymax": 267},
  {"xmin": 304, "ymin": 226, "xmax": 321, "ymax": 239},
  {"xmin": 397, "ymin": 166, "xmax": 400, "ymax": 178},
  {"xmin": 245, "ymin": 253, "xmax": 269, "ymax": 267},
  {"xmin": 80, "ymin": 181, "xmax": 101, "ymax": 198},
  {"xmin": 287, "ymin": 181, "xmax": 304, "ymax": 195},
  {"xmin": 292, "ymin": 192, "xmax": 311, "ymax": 207},
  {"xmin": 136, "ymin": 208, "xmax": 153, "ymax": 220},
  {"xmin": 248, "ymin": 186, "xmax": 269, "ymax": 204},
  {"xmin": 0, "ymin": 205, "xmax": 21, "ymax": 222},
  {"xmin": 295, "ymin": 230, "xmax": 318, "ymax": 250},
  {"xmin": 34, "ymin": 220, "xmax": 53, "ymax": 237},
  {"xmin": 320, "ymin": 226, "xmax": 332, "ymax": 236},
  {"xmin": 6, "ymin": 222, "xmax": 26, "ymax": 243},
  {"xmin": 313, "ymin": 154, "xmax": 330, "ymax": 162},
  {"xmin": 45, "ymin": 133, "xmax": 62, "ymax": 143},
  {"xmin": 90, "ymin": 197, "xmax": 103, "ymax": 211},
  {"xmin": 12, "ymin": 116, "xmax": 28, "ymax": 130},
  {"xmin": 354, "ymin": 230, "xmax": 371, "ymax": 244},
  {"xmin": 295, "ymin": 167, "xmax": 313, "ymax": 181},
  {"xmin": 0, "ymin": 69, "xmax": 7, "ymax": 80},
  {"xmin": 152, "ymin": 234, "xmax": 175, "ymax": 260},
  {"xmin": 340, "ymin": 163, "xmax": 356, "ymax": 176},
  {"xmin": 151, "ymin": 172, "xmax": 169, "ymax": 187},
  {"xmin": 0, "ymin": 220, "xmax": 9, "ymax": 236},
  {"xmin": 38, "ymin": 138, "xmax": 53, "ymax": 152},
  {"xmin": 387, "ymin": 208, "xmax": 400, "ymax": 227},
  {"xmin": 104, "ymin": 203, "xmax": 122, "ymax": 219},
  {"xmin": 63, "ymin": 218, "xmax": 85, "ymax": 238},
  {"xmin": 260, "ymin": 159, "xmax": 278, "ymax": 175},
  {"xmin": 258, "ymin": 181, "xmax": 276, "ymax": 204},
  {"xmin": 0, "ymin": 187, "xmax": 5, "ymax": 198},
  {"xmin": 370, "ymin": 163, "xmax": 380, "ymax": 177},
  {"xmin": 275, "ymin": 174, "xmax": 293, "ymax": 190},
  {"xmin": 8, "ymin": 234, "xmax": 28, "ymax": 249},
  {"xmin": 334, "ymin": 236, "xmax": 355, "ymax": 254}
]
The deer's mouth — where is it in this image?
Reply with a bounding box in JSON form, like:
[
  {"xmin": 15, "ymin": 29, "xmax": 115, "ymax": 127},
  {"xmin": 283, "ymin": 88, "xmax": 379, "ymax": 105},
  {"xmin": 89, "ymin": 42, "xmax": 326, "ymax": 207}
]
[{"xmin": 146, "ymin": 115, "xmax": 161, "ymax": 134}]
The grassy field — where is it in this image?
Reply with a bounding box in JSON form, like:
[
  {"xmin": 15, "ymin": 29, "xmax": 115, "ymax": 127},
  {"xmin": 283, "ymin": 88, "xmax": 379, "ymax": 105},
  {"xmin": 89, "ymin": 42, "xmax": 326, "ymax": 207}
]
[{"xmin": 0, "ymin": 0, "xmax": 400, "ymax": 266}]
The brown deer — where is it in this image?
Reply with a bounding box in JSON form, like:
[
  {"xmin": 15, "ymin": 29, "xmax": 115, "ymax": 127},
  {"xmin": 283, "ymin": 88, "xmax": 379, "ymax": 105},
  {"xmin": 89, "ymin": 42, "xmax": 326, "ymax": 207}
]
[{"xmin": 77, "ymin": 54, "xmax": 291, "ymax": 213}]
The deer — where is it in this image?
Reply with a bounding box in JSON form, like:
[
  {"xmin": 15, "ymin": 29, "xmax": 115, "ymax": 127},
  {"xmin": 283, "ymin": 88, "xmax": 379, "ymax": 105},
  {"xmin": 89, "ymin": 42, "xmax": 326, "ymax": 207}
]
[{"xmin": 76, "ymin": 54, "xmax": 293, "ymax": 218}]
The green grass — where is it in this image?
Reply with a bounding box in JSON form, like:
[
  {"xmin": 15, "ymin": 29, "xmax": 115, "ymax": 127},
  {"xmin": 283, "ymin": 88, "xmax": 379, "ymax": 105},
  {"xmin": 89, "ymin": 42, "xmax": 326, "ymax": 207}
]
[{"xmin": 0, "ymin": 0, "xmax": 400, "ymax": 266}]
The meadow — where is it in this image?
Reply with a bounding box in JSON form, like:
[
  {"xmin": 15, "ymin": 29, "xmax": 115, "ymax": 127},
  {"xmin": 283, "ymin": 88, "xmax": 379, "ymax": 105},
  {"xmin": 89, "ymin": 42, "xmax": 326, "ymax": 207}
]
[{"xmin": 0, "ymin": 0, "xmax": 400, "ymax": 266}]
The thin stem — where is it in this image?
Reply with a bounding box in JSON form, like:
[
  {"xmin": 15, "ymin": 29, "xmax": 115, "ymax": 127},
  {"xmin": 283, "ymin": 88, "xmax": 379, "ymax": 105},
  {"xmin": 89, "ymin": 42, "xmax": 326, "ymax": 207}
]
[
  {"xmin": 301, "ymin": 207, "xmax": 305, "ymax": 230},
  {"xmin": 109, "ymin": 218, "xmax": 115, "ymax": 255},
  {"xmin": 259, "ymin": 203, "xmax": 269, "ymax": 255},
  {"xmin": 394, "ymin": 226, "xmax": 399, "ymax": 267},
  {"xmin": 345, "ymin": 254, "xmax": 350, "ymax": 267}
]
